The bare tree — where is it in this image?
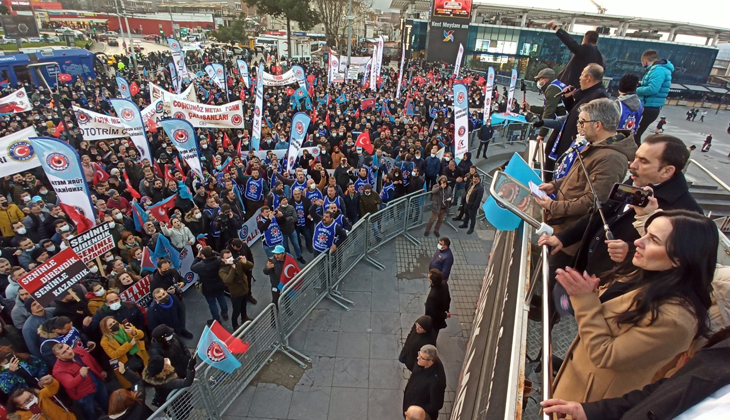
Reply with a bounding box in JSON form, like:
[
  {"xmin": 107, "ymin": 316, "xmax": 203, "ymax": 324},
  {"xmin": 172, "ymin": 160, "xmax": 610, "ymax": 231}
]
[{"xmin": 312, "ymin": 0, "xmax": 348, "ymax": 48}]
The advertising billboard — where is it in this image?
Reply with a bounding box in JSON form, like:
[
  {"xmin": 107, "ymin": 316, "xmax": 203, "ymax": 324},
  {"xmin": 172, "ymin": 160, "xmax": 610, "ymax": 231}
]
[
  {"xmin": 433, "ymin": 0, "xmax": 472, "ymax": 19},
  {"xmin": 0, "ymin": 15, "xmax": 40, "ymax": 38}
]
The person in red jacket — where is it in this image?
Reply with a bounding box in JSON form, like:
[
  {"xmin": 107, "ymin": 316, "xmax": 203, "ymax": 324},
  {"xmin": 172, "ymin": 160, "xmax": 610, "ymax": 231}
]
[{"xmin": 52, "ymin": 343, "xmax": 109, "ymax": 420}]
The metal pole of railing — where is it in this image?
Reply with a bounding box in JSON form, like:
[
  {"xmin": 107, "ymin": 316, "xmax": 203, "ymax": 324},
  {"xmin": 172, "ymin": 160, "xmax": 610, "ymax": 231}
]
[
  {"xmin": 686, "ymin": 158, "xmax": 730, "ymax": 194},
  {"xmin": 541, "ymin": 246, "xmax": 551, "ymax": 418}
]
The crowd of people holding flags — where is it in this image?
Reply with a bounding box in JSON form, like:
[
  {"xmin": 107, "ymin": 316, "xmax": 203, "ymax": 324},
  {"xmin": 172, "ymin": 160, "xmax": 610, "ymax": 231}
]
[{"xmin": 0, "ymin": 34, "xmax": 508, "ymax": 419}]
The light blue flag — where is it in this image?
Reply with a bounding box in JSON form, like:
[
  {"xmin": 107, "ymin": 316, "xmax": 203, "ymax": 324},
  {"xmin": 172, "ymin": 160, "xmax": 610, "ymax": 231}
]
[
  {"xmin": 158, "ymin": 119, "xmax": 204, "ymax": 180},
  {"xmin": 284, "ymin": 112, "xmax": 311, "ymax": 174},
  {"xmin": 483, "ymin": 153, "xmax": 542, "ymax": 231},
  {"xmin": 291, "ymin": 65, "xmax": 306, "ymax": 87},
  {"xmin": 109, "ymin": 99, "xmax": 153, "ymax": 163},
  {"xmin": 197, "ymin": 325, "xmax": 241, "ymax": 374},
  {"xmin": 168, "ymin": 62, "xmax": 178, "ymax": 93},
  {"xmin": 236, "ymin": 59, "xmax": 250, "ymax": 89},
  {"xmin": 29, "ymin": 137, "xmax": 96, "ymax": 229},
  {"xmin": 116, "ymin": 76, "xmax": 131, "ymax": 99},
  {"xmin": 153, "ymin": 233, "xmax": 181, "ymax": 269}
]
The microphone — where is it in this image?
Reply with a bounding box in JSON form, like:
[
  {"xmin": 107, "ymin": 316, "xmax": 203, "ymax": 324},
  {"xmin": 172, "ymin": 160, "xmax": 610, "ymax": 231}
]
[{"xmin": 568, "ymin": 138, "xmax": 588, "ymax": 152}]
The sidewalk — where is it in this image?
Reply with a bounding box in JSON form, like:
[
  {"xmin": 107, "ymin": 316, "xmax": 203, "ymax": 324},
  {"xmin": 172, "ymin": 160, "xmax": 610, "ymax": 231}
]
[{"xmin": 218, "ymin": 220, "xmax": 496, "ymax": 420}]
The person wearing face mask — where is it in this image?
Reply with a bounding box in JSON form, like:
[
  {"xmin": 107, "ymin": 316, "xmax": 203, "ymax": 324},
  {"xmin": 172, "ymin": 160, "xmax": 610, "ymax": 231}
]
[
  {"xmin": 147, "ymin": 288, "xmax": 192, "ymax": 340},
  {"xmin": 88, "ymin": 292, "xmax": 145, "ymax": 336},
  {"xmin": 147, "ymin": 324, "xmax": 192, "ymax": 382},
  {"xmin": 51, "ymin": 219, "xmax": 73, "ymax": 246},
  {"xmin": 0, "ymin": 195, "xmax": 26, "ymax": 238},
  {"xmin": 100, "ymin": 316, "xmax": 148, "ymax": 388},
  {"xmin": 523, "ymin": 68, "xmax": 567, "ymax": 144},
  {"xmin": 85, "ymin": 281, "xmax": 109, "ymax": 315},
  {"xmin": 143, "ymin": 352, "xmax": 197, "ymax": 409},
  {"xmin": 190, "ymin": 247, "xmax": 229, "ymax": 325},
  {"xmin": 424, "ymin": 146, "xmax": 442, "ymax": 190},
  {"xmin": 6, "ymin": 378, "xmax": 73, "ymax": 420}
]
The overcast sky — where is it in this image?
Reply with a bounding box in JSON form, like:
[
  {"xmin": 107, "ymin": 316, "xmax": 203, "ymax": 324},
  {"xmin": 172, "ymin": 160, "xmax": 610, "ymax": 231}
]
[{"xmin": 373, "ymin": 0, "xmax": 730, "ymax": 43}]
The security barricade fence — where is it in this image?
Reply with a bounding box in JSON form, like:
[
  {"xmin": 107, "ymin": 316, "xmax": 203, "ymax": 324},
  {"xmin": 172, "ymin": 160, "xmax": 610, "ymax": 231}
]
[{"xmin": 144, "ymin": 189, "xmax": 455, "ymax": 419}]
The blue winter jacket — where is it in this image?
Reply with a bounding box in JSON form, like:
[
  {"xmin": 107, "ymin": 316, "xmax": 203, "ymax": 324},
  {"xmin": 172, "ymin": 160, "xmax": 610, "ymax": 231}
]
[
  {"xmin": 424, "ymin": 156, "xmax": 441, "ymax": 178},
  {"xmin": 636, "ymin": 60, "xmax": 674, "ymax": 108}
]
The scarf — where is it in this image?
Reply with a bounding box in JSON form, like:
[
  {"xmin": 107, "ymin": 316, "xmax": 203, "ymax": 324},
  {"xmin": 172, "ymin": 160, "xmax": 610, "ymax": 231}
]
[{"xmin": 112, "ymin": 328, "xmax": 140, "ymax": 356}]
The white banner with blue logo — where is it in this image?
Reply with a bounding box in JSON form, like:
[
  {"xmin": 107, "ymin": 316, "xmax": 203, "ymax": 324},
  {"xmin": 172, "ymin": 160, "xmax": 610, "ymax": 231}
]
[
  {"xmin": 237, "ymin": 59, "xmax": 250, "ymax": 89},
  {"xmin": 291, "ymin": 65, "xmax": 306, "ymax": 87},
  {"xmin": 158, "ymin": 118, "xmax": 204, "ymax": 180},
  {"xmin": 30, "ymin": 136, "xmax": 95, "ymax": 227},
  {"xmin": 453, "ymin": 83, "xmax": 469, "ymax": 159},
  {"xmin": 167, "ymin": 38, "xmax": 188, "ymax": 91},
  {"xmin": 454, "ymin": 43, "xmax": 464, "ymax": 77},
  {"xmin": 72, "ymin": 106, "xmax": 127, "ymax": 141},
  {"xmin": 178, "ymin": 244, "xmax": 200, "ymax": 292},
  {"xmin": 285, "ymin": 112, "xmax": 311, "ymax": 175},
  {"xmin": 507, "ymin": 68, "xmax": 518, "ymax": 113},
  {"xmin": 0, "ymin": 88, "xmax": 32, "ymax": 114},
  {"xmin": 116, "ymin": 76, "xmax": 131, "ymax": 99},
  {"xmin": 252, "ymin": 63, "xmax": 264, "ymax": 147},
  {"xmin": 0, "ymin": 127, "xmax": 39, "ymax": 177},
  {"xmin": 109, "ymin": 99, "xmax": 153, "ymax": 164},
  {"xmin": 212, "ymin": 63, "xmax": 228, "ymax": 99},
  {"xmin": 169, "ymin": 99, "xmax": 244, "ymax": 129},
  {"xmin": 140, "ymin": 99, "xmax": 165, "ymax": 126},
  {"xmin": 483, "ymin": 67, "xmax": 495, "ymax": 122},
  {"xmin": 238, "ymin": 208, "xmax": 263, "ymax": 247}
]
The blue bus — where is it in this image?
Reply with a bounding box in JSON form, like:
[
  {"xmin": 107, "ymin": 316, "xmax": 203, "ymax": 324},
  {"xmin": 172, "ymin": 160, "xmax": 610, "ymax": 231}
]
[{"xmin": 0, "ymin": 47, "xmax": 105, "ymax": 88}]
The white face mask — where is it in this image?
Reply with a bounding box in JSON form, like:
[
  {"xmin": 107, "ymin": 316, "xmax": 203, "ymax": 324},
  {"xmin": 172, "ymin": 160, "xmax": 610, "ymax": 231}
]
[
  {"xmin": 22, "ymin": 196, "xmax": 31, "ymax": 202},
  {"xmin": 537, "ymin": 80, "xmax": 547, "ymax": 89},
  {"xmin": 60, "ymin": 224, "xmax": 70, "ymax": 232},
  {"xmin": 90, "ymin": 266, "xmax": 99, "ymax": 273},
  {"xmin": 437, "ymin": 244, "xmax": 443, "ymax": 250},
  {"xmin": 309, "ymin": 184, "xmax": 315, "ymax": 190},
  {"xmin": 94, "ymin": 288, "xmax": 105, "ymax": 297},
  {"xmin": 45, "ymin": 246, "xmax": 55, "ymax": 253},
  {"xmin": 431, "ymin": 153, "xmax": 436, "ymax": 157},
  {"xmin": 226, "ymin": 257, "xmax": 234, "ymax": 264},
  {"xmin": 444, "ymin": 157, "xmax": 451, "ymax": 162},
  {"xmin": 108, "ymin": 222, "xmax": 115, "ymax": 229},
  {"xmin": 24, "ymin": 396, "xmax": 38, "ymax": 410},
  {"xmin": 105, "ymin": 255, "xmax": 114, "ymax": 262},
  {"xmin": 195, "ymin": 213, "xmax": 202, "ymax": 219},
  {"xmin": 114, "ymin": 213, "xmax": 123, "ymax": 220},
  {"xmin": 109, "ymin": 301, "xmax": 122, "ymax": 311},
  {"xmin": 16, "ymin": 227, "xmax": 26, "ymax": 235}
]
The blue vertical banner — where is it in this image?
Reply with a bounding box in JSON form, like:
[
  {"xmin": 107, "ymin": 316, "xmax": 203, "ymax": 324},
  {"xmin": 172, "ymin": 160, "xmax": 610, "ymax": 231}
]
[
  {"xmin": 116, "ymin": 76, "xmax": 131, "ymax": 99},
  {"xmin": 30, "ymin": 137, "xmax": 96, "ymax": 229},
  {"xmin": 285, "ymin": 112, "xmax": 311, "ymax": 175},
  {"xmin": 158, "ymin": 118, "xmax": 204, "ymax": 180},
  {"xmin": 109, "ymin": 99, "xmax": 153, "ymax": 164},
  {"xmin": 453, "ymin": 83, "xmax": 469, "ymax": 159},
  {"xmin": 168, "ymin": 62, "xmax": 178, "ymax": 93}
]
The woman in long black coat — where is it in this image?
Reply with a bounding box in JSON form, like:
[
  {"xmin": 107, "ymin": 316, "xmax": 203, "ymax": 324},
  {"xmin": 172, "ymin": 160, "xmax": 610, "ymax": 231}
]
[
  {"xmin": 399, "ymin": 315, "xmax": 437, "ymax": 371},
  {"xmin": 425, "ymin": 269, "xmax": 451, "ymax": 340}
]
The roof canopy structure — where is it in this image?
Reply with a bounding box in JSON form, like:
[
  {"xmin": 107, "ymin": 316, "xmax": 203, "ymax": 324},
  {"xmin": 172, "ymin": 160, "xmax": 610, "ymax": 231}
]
[{"xmin": 390, "ymin": 0, "xmax": 730, "ymax": 43}]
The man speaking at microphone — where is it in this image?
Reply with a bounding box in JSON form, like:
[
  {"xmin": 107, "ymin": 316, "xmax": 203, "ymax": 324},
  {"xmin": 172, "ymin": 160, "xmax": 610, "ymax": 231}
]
[{"xmin": 534, "ymin": 98, "xmax": 637, "ymax": 314}]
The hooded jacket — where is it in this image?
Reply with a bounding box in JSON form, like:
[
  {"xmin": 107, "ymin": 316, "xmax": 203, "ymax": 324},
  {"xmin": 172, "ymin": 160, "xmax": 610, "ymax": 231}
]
[
  {"xmin": 547, "ymin": 132, "xmax": 637, "ymax": 254},
  {"xmin": 637, "ymin": 60, "xmax": 674, "ymax": 108},
  {"xmin": 399, "ymin": 316, "xmax": 437, "ymax": 371},
  {"xmin": 38, "ymin": 323, "xmax": 87, "ymax": 367},
  {"xmin": 191, "ymin": 256, "xmax": 227, "ymax": 297}
]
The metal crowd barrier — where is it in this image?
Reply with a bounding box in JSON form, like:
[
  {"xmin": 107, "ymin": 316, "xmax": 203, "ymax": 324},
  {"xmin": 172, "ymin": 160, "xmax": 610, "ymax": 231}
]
[{"xmin": 146, "ymin": 189, "xmax": 445, "ymax": 419}]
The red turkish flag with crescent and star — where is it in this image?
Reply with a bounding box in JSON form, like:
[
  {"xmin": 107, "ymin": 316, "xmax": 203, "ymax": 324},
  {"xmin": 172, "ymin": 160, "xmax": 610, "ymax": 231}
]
[{"xmin": 277, "ymin": 254, "xmax": 301, "ymax": 291}]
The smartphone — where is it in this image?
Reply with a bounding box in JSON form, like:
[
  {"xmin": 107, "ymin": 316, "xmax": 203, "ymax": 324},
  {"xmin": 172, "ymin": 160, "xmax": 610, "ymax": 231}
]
[
  {"xmin": 28, "ymin": 403, "xmax": 42, "ymax": 414},
  {"xmin": 608, "ymin": 183, "xmax": 652, "ymax": 207},
  {"xmin": 109, "ymin": 358, "xmax": 119, "ymax": 369},
  {"xmin": 520, "ymin": 80, "xmax": 527, "ymax": 92},
  {"xmin": 122, "ymin": 319, "xmax": 131, "ymax": 327}
]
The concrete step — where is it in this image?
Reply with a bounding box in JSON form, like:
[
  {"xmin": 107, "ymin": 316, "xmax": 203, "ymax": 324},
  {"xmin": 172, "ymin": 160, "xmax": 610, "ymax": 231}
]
[{"xmin": 689, "ymin": 188, "xmax": 730, "ymax": 201}]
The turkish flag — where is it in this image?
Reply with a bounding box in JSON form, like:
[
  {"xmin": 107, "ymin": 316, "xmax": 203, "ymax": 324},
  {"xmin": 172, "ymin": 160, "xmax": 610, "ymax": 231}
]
[
  {"xmin": 223, "ymin": 133, "xmax": 232, "ymax": 148},
  {"xmin": 239, "ymin": 89, "xmax": 246, "ymax": 100},
  {"xmin": 130, "ymin": 82, "xmax": 139, "ymax": 97},
  {"xmin": 286, "ymin": 88, "xmax": 295, "ymax": 96},
  {"xmin": 360, "ymin": 98, "xmax": 376, "ymax": 110},
  {"xmin": 210, "ymin": 321, "xmax": 250, "ymax": 354},
  {"xmin": 52, "ymin": 123, "xmax": 65, "ymax": 138},
  {"xmin": 278, "ymin": 254, "xmax": 301, "ymax": 291},
  {"xmin": 355, "ymin": 132, "xmax": 373, "ymax": 154},
  {"xmin": 477, "ymin": 76, "xmax": 486, "ymax": 86},
  {"xmin": 463, "ymin": 76, "xmax": 472, "ymax": 85},
  {"xmin": 59, "ymin": 202, "xmax": 94, "ymax": 233},
  {"xmin": 92, "ymin": 163, "xmax": 109, "ymax": 185},
  {"xmin": 123, "ymin": 171, "xmax": 141, "ymax": 200},
  {"xmin": 147, "ymin": 119, "xmax": 158, "ymax": 133},
  {"xmin": 59, "ymin": 73, "xmax": 73, "ymax": 83},
  {"xmin": 147, "ymin": 195, "xmax": 176, "ymax": 224}
]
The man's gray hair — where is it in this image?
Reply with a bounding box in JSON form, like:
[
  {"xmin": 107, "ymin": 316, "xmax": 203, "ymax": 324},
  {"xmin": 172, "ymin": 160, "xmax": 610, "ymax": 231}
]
[
  {"xmin": 420, "ymin": 344, "xmax": 439, "ymax": 361},
  {"xmin": 579, "ymin": 98, "xmax": 620, "ymax": 133}
]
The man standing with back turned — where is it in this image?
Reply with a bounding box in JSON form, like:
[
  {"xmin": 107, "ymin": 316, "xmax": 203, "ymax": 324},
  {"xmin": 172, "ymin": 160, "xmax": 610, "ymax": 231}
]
[
  {"xmin": 635, "ymin": 50, "xmax": 673, "ymax": 144},
  {"xmin": 546, "ymin": 20, "xmax": 605, "ymax": 88}
]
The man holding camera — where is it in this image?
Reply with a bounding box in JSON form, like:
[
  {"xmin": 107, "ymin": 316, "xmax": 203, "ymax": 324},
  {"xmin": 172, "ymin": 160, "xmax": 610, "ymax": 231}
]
[{"xmin": 219, "ymin": 249, "xmax": 254, "ymax": 329}]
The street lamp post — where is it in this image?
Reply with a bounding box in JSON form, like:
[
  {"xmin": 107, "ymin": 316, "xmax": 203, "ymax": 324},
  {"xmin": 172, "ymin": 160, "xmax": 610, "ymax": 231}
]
[{"xmin": 28, "ymin": 63, "xmax": 72, "ymax": 136}]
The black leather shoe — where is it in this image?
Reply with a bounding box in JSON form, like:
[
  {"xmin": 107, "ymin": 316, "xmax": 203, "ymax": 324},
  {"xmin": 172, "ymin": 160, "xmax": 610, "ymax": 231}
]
[{"xmin": 458, "ymin": 224, "xmax": 468, "ymax": 228}]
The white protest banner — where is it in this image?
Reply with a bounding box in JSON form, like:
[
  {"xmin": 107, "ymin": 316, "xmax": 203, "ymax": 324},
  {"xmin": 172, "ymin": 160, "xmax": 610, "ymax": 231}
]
[
  {"xmin": 170, "ymin": 99, "xmax": 244, "ymax": 129},
  {"xmin": 238, "ymin": 208, "xmax": 263, "ymax": 247},
  {"xmin": 0, "ymin": 87, "xmax": 32, "ymax": 115},
  {"xmin": 140, "ymin": 99, "xmax": 165, "ymax": 126},
  {"xmin": 453, "ymin": 83, "xmax": 469, "ymax": 159},
  {"xmin": 483, "ymin": 67, "xmax": 495, "ymax": 122},
  {"xmin": 454, "ymin": 43, "xmax": 464, "ymax": 77},
  {"xmin": 178, "ymin": 245, "xmax": 199, "ymax": 292},
  {"xmin": 109, "ymin": 99, "xmax": 153, "ymax": 162},
  {"xmin": 252, "ymin": 146, "xmax": 319, "ymax": 163},
  {"xmin": 252, "ymin": 63, "xmax": 264, "ymax": 145},
  {"xmin": 119, "ymin": 275, "xmax": 152, "ymax": 307},
  {"xmin": 337, "ymin": 56, "xmax": 371, "ymax": 73},
  {"xmin": 72, "ymin": 106, "xmax": 127, "ymax": 141},
  {"xmin": 369, "ymin": 45, "xmax": 377, "ymax": 90},
  {"xmin": 507, "ymin": 68, "xmax": 518, "ymax": 113},
  {"xmin": 0, "ymin": 126, "xmax": 40, "ymax": 177},
  {"xmin": 375, "ymin": 35, "xmax": 384, "ymax": 77},
  {"xmin": 68, "ymin": 222, "xmax": 115, "ymax": 262},
  {"xmin": 149, "ymin": 82, "xmax": 196, "ymax": 113},
  {"xmin": 328, "ymin": 50, "xmax": 339, "ymax": 84},
  {"xmin": 262, "ymin": 68, "xmax": 300, "ymax": 87},
  {"xmin": 237, "ymin": 59, "xmax": 250, "ymax": 88},
  {"xmin": 396, "ymin": 45, "xmax": 405, "ymax": 99}
]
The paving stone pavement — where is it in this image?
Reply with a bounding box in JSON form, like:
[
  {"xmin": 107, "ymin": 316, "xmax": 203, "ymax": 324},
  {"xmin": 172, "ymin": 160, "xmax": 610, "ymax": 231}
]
[{"xmin": 221, "ymin": 221, "xmax": 496, "ymax": 420}]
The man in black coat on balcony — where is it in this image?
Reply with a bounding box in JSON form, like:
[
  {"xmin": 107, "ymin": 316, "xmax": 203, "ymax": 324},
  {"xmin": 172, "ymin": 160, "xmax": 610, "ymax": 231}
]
[
  {"xmin": 546, "ymin": 21, "xmax": 605, "ymax": 88},
  {"xmin": 403, "ymin": 344, "xmax": 447, "ymax": 420}
]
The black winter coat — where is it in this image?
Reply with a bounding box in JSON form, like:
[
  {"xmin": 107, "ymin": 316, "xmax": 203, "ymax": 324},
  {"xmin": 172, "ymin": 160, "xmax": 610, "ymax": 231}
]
[
  {"xmin": 399, "ymin": 323, "xmax": 437, "ymax": 372},
  {"xmin": 555, "ymin": 28, "xmax": 606, "ymax": 88},
  {"xmin": 403, "ymin": 359, "xmax": 447, "ymax": 420},
  {"xmin": 191, "ymin": 257, "xmax": 227, "ymax": 297},
  {"xmin": 425, "ymin": 284, "xmax": 451, "ymax": 330}
]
